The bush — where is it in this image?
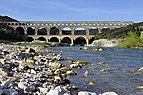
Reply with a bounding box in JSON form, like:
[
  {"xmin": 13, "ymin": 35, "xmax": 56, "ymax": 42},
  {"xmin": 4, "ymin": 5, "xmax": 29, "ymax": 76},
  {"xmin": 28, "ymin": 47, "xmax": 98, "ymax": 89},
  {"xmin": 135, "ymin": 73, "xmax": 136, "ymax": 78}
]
[{"xmin": 119, "ymin": 32, "xmax": 143, "ymax": 48}]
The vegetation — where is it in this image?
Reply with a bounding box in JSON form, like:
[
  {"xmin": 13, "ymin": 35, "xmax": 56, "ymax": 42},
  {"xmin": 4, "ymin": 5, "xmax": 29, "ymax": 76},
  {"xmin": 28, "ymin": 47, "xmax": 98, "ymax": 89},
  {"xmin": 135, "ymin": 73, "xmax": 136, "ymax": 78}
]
[
  {"xmin": 119, "ymin": 32, "xmax": 143, "ymax": 48},
  {"xmin": 0, "ymin": 15, "xmax": 20, "ymax": 42},
  {"xmin": 0, "ymin": 15, "xmax": 18, "ymax": 22},
  {"xmin": 17, "ymin": 42, "xmax": 50, "ymax": 47},
  {"xmin": 95, "ymin": 22, "xmax": 142, "ymax": 40}
]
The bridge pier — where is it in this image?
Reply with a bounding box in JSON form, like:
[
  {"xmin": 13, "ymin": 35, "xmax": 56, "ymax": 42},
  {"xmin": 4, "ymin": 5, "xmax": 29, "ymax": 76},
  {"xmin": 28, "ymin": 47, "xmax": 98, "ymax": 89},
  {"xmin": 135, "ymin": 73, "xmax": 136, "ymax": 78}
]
[
  {"xmin": 97, "ymin": 27, "xmax": 103, "ymax": 33},
  {"xmin": 35, "ymin": 28, "xmax": 38, "ymax": 35},
  {"xmin": 86, "ymin": 39, "xmax": 89, "ymax": 46},
  {"xmin": 46, "ymin": 27, "xmax": 50, "ymax": 35},
  {"xmin": 70, "ymin": 39, "xmax": 74, "ymax": 46}
]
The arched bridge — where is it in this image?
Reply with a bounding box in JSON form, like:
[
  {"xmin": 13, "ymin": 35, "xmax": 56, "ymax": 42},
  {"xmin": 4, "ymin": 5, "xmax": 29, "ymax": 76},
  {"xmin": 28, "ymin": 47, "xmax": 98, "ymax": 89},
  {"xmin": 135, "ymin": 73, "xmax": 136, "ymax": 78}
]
[{"xmin": 3, "ymin": 21, "xmax": 133, "ymax": 45}]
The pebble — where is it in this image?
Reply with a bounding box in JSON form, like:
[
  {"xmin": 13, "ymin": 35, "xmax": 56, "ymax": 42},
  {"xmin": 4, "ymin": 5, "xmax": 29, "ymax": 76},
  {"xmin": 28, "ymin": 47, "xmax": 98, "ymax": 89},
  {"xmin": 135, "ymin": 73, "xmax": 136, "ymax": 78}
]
[{"xmin": 0, "ymin": 44, "xmax": 117, "ymax": 95}]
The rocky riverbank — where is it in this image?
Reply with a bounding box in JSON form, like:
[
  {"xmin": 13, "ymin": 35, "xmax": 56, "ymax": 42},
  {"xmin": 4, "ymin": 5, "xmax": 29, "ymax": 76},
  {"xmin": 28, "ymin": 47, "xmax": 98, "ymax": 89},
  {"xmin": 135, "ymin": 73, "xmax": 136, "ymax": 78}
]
[{"xmin": 0, "ymin": 44, "xmax": 118, "ymax": 95}]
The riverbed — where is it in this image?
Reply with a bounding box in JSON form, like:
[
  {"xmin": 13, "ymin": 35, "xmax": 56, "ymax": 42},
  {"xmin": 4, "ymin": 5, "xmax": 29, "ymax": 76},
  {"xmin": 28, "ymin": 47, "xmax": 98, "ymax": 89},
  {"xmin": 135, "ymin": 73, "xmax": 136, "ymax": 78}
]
[{"xmin": 50, "ymin": 46, "xmax": 143, "ymax": 95}]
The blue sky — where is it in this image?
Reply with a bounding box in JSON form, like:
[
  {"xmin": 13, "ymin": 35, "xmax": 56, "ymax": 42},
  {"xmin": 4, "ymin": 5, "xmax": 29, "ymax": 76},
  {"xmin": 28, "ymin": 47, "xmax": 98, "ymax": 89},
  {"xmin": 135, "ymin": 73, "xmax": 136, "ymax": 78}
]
[{"xmin": 0, "ymin": 0, "xmax": 143, "ymax": 22}]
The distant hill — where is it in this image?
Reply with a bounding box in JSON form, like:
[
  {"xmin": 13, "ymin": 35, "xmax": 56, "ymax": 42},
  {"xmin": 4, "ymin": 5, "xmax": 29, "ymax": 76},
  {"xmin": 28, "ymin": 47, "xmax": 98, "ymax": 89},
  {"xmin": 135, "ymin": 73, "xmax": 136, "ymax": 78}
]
[
  {"xmin": 0, "ymin": 15, "xmax": 18, "ymax": 22},
  {"xmin": 95, "ymin": 22, "xmax": 143, "ymax": 39}
]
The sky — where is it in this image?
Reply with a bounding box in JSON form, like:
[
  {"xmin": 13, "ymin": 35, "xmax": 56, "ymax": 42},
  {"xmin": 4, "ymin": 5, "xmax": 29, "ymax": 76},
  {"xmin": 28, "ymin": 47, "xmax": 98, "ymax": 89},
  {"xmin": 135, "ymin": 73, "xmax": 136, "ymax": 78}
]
[{"xmin": 0, "ymin": 0, "xmax": 143, "ymax": 22}]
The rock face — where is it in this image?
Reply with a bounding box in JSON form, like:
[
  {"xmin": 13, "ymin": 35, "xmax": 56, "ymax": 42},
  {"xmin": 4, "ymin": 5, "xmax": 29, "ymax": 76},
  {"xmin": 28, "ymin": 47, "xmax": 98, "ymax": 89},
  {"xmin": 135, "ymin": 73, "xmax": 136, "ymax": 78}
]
[{"xmin": 92, "ymin": 39, "xmax": 119, "ymax": 47}]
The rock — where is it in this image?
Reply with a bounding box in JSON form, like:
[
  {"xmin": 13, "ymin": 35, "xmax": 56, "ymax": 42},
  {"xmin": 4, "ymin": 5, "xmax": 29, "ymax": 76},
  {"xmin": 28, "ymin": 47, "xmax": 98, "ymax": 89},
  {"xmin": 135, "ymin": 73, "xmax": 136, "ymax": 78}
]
[
  {"xmin": 66, "ymin": 70, "xmax": 77, "ymax": 76},
  {"xmin": 39, "ymin": 87, "xmax": 49, "ymax": 94},
  {"xmin": 46, "ymin": 89, "xmax": 60, "ymax": 95},
  {"xmin": 31, "ymin": 69, "xmax": 36, "ymax": 74},
  {"xmin": 18, "ymin": 81, "xmax": 27, "ymax": 90},
  {"xmin": 70, "ymin": 64, "xmax": 81, "ymax": 68},
  {"xmin": 0, "ymin": 68, "xmax": 9, "ymax": 76},
  {"xmin": 33, "ymin": 56, "xmax": 40, "ymax": 61},
  {"xmin": 98, "ymin": 61, "xmax": 106, "ymax": 64},
  {"xmin": 88, "ymin": 81, "xmax": 96, "ymax": 86},
  {"xmin": 138, "ymin": 67, "xmax": 143, "ymax": 71},
  {"xmin": 78, "ymin": 91, "xmax": 96, "ymax": 95},
  {"xmin": 76, "ymin": 60, "xmax": 91, "ymax": 66},
  {"xmin": 84, "ymin": 71, "xmax": 89, "ymax": 76},
  {"xmin": 48, "ymin": 62, "xmax": 63, "ymax": 68},
  {"xmin": 60, "ymin": 67, "xmax": 70, "ymax": 73},
  {"xmin": 63, "ymin": 93, "xmax": 71, "ymax": 95},
  {"xmin": 101, "ymin": 92, "xmax": 118, "ymax": 95},
  {"xmin": 19, "ymin": 61, "xmax": 35, "ymax": 69},
  {"xmin": 66, "ymin": 57, "xmax": 74, "ymax": 62},
  {"xmin": 25, "ymin": 48, "xmax": 35, "ymax": 53},
  {"xmin": 100, "ymin": 68, "xmax": 109, "ymax": 72},
  {"xmin": 78, "ymin": 91, "xmax": 89, "ymax": 95},
  {"xmin": 46, "ymin": 86, "xmax": 70, "ymax": 95},
  {"xmin": 3, "ymin": 88, "xmax": 18, "ymax": 95},
  {"xmin": 0, "ymin": 58, "xmax": 5, "ymax": 64},
  {"xmin": 136, "ymin": 86, "xmax": 143, "ymax": 89}
]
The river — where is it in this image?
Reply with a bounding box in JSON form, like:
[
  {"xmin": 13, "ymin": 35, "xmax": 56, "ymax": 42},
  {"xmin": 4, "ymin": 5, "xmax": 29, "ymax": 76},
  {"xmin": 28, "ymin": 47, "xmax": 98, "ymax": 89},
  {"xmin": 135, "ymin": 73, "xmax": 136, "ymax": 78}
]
[{"xmin": 48, "ymin": 46, "xmax": 143, "ymax": 95}]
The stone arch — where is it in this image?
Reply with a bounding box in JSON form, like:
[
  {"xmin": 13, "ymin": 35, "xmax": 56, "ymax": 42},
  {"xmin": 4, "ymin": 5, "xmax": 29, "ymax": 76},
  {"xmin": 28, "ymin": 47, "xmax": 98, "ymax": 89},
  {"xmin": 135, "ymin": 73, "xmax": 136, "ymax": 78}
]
[
  {"xmin": 102, "ymin": 27, "xmax": 110, "ymax": 32},
  {"xmin": 89, "ymin": 27, "xmax": 98, "ymax": 35},
  {"xmin": 49, "ymin": 37, "xmax": 60, "ymax": 42},
  {"xmin": 62, "ymin": 27, "xmax": 72, "ymax": 35},
  {"xmin": 89, "ymin": 37, "xmax": 95, "ymax": 44},
  {"xmin": 16, "ymin": 27, "xmax": 25, "ymax": 35},
  {"xmin": 75, "ymin": 27, "xmax": 86, "ymax": 35},
  {"xmin": 37, "ymin": 27, "xmax": 47, "ymax": 35},
  {"xmin": 27, "ymin": 27, "xmax": 35, "ymax": 35},
  {"xmin": 50, "ymin": 27, "xmax": 59, "ymax": 35},
  {"xmin": 74, "ymin": 37, "xmax": 86, "ymax": 46},
  {"xmin": 27, "ymin": 37, "xmax": 34, "ymax": 42},
  {"xmin": 37, "ymin": 37, "xmax": 46, "ymax": 41},
  {"xmin": 61, "ymin": 37, "xmax": 72, "ymax": 44},
  {"xmin": 7, "ymin": 27, "xmax": 15, "ymax": 33}
]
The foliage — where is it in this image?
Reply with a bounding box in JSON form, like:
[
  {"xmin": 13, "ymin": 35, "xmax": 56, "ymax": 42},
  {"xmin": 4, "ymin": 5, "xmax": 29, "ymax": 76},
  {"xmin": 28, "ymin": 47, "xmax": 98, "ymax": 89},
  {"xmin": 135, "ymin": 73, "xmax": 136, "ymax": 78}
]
[
  {"xmin": 119, "ymin": 32, "xmax": 143, "ymax": 48},
  {"xmin": 17, "ymin": 42, "xmax": 50, "ymax": 47},
  {"xmin": 95, "ymin": 22, "xmax": 143, "ymax": 40}
]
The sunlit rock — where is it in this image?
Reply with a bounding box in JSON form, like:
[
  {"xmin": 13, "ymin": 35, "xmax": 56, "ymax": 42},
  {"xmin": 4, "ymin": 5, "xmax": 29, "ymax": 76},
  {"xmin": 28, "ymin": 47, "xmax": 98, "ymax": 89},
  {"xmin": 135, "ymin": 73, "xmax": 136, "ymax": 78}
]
[
  {"xmin": 100, "ymin": 68, "xmax": 109, "ymax": 72},
  {"xmin": 88, "ymin": 81, "xmax": 96, "ymax": 86},
  {"xmin": 138, "ymin": 67, "xmax": 143, "ymax": 71},
  {"xmin": 101, "ymin": 92, "xmax": 118, "ymax": 95},
  {"xmin": 84, "ymin": 71, "xmax": 89, "ymax": 76},
  {"xmin": 136, "ymin": 86, "xmax": 143, "ymax": 89},
  {"xmin": 66, "ymin": 70, "xmax": 77, "ymax": 76},
  {"xmin": 76, "ymin": 60, "xmax": 91, "ymax": 66}
]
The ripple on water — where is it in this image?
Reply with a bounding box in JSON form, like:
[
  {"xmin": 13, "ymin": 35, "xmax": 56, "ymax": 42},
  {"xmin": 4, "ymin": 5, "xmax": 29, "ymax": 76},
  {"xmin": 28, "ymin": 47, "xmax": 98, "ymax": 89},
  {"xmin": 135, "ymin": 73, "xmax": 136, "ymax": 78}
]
[{"xmin": 50, "ymin": 46, "xmax": 143, "ymax": 95}]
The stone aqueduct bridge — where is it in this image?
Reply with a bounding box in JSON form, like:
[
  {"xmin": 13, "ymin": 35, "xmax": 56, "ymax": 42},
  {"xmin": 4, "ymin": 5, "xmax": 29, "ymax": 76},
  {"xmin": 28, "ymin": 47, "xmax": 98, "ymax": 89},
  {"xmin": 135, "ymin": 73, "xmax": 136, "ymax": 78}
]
[{"xmin": 4, "ymin": 21, "xmax": 133, "ymax": 45}]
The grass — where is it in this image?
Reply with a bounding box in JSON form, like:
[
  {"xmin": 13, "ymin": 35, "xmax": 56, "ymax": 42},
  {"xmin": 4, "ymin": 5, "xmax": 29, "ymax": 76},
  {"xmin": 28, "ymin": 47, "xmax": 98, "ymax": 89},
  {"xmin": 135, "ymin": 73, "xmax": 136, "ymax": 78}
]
[
  {"xmin": 0, "ymin": 40, "xmax": 17, "ymax": 44},
  {"xmin": 17, "ymin": 42, "xmax": 50, "ymax": 47}
]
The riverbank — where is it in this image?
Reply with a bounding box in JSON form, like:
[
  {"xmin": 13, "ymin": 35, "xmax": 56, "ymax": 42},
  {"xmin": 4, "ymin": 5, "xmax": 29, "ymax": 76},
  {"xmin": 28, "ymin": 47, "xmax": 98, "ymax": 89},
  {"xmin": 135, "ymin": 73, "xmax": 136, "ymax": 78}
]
[{"xmin": 0, "ymin": 44, "xmax": 118, "ymax": 95}]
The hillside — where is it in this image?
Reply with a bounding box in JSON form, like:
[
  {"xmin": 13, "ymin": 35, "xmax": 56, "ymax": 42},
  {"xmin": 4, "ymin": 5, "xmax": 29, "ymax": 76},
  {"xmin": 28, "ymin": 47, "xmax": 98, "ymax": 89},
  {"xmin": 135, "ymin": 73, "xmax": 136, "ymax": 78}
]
[
  {"xmin": 95, "ymin": 22, "xmax": 143, "ymax": 40},
  {"xmin": 0, "ymin": 15, "xmax": 18, "ymax": 22}
]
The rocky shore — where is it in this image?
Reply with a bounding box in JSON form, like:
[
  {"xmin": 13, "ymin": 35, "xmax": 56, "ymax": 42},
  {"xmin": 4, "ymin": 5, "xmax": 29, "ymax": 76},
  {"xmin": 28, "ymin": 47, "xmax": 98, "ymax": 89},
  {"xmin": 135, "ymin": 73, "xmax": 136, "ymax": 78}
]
[{"xmin": 0, "ymin": 44, "xmax": 118, "ymax": 95}]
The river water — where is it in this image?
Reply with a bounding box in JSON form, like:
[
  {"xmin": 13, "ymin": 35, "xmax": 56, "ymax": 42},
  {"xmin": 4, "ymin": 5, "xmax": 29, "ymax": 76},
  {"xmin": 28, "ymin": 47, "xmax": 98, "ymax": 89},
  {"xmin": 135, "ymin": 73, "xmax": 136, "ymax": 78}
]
[{"xmin": 49, "ymin": 46, "xmax": 143, "ymax": 95}]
